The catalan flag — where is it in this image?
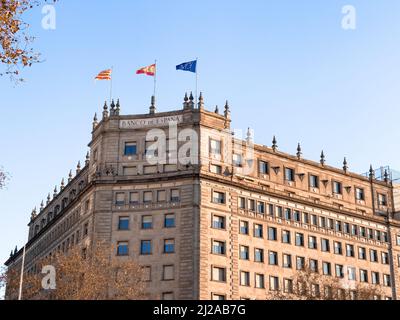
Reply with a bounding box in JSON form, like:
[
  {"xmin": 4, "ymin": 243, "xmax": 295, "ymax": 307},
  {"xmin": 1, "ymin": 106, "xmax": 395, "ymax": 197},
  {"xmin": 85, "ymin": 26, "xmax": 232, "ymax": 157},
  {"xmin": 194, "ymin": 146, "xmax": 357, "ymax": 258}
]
[
  {"xmin": 136, "ymin": 63, "xmax": 156, "ymax": 76},
  {"xmin": 95, "ymin": 69, "xmax": 112, "ymax": 81}
]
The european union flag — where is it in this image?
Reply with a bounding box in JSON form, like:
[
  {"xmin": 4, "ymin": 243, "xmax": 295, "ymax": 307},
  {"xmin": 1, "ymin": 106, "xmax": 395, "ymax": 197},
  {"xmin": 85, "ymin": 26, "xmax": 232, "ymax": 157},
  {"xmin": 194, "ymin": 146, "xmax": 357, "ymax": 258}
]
[{"xmin": 176, "ymin": 60, "xmax": 197, "ymax": 73}]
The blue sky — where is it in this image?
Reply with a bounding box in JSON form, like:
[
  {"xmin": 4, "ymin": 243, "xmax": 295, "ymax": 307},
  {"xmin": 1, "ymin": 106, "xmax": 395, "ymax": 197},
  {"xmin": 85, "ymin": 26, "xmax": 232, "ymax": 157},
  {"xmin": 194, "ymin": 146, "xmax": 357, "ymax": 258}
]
[{"xmin": 1, "ymin": 0, "xmax": 400, "ymax": 278}]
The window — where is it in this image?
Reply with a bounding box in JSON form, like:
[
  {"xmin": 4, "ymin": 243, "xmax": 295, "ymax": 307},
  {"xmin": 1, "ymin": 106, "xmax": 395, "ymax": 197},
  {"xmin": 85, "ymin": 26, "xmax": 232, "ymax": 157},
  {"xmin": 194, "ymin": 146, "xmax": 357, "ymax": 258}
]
[
  {"xmin": 164, "ymin": 239, "xmax": 175, "ymax": 254},
  {"xmin": 212, "ymin": 294, "xmax": 226, "ymax": 301},
  {"xmin": 310, "ymin": 259, "xmax": 318, "ymax": 273},
  {"xmin": 360, "ymin": 227, "xmax": 366, "ymax": 238},
  {"xmin": 143, "ymin": 191, "xmax": 153, "ymax": 203},
  {"xmin": 375, "ymin": 230, "xmax": 381, "ymax": 241},
  {"xmin": 255, "ymin": 274, "xmax": 265, "ymax": 289},
  {"xmin": 333, "ymin": 181, "xmax": 342, "ymax": 194},
  {"xmin": 276, "ymin": 206, "xmax": 283, "ymax": 218},
  {"xmin": 344, "ymin": 223, "xmax": 350, "ymax": 234},
  {"xmin": 210, "ymin": 139, "xmax": 221, "ymax": 155},
  {"xmin": 259, "ymin": 161, "xmax": 269, "ymax": 174},
  {"xmin": 358, "ymin": 247, "xmax": 366, "ymax": 260},
  {"xmin": 284, "ymin": 208, "xmax": 292, "ymax": 221},
  {"xmin": 254, "ymin": 224, "xmax": 263, "ymax": 238},
  {"xmin": 296, "ymin": 257, "xmax": 305, "ymax": 270},
  {"xmin": 382, "ymin": 252, "xmax": 389, "ymax": 265},
  {"xmin": 257, "ymin": 202, "xmax": 265, "ymax": 214},
  {"xmin": 248, "ymin": 199, "xmax": 256, "ymax": 212},
  {"xmin": 360, "ymin": 270, "xmax": 368, "ymax": 283},
  {"xmin": 397, "ymin": 235, "xmax": 400, "ymax": 246},
  {"xmin": 322, "ymin": 262, "xmax": 331, "ymax": 276},
  {"xmin": 382, "ymin": 232, "xmax": 388, "ymax": 243},
  {"xmin": 171, "ymin": 189, "xmax": 180, "ymax": 203},
  {"xmin": 212, "ymin": 240, "xmax": 226, "ymax": 255},
  {"xmin": 335, "ymin": 221, "xmax": 342, "ymax": 232},
  {"xmin": 157, "ymin": 190, "xmax": 166, "ymax": 202},
  {"xmin": 165, "ymin": 214, "xmax": 175, "ymax": 228},
  {"xmin": 311, "ymin": 284, "xmax": 320, "ymax": 298},
  {"xmin": 254, "ymin": 248, "xmax": 264, "ymax": 263},
  {"xmin": 372, "ymin": 272, "xmax": 380, "ymax": 285},
  {"xmin": 283, "ymin": 254, "xmax": 292, "ymax": 268},
  {"xmin": 269, "ymin": 251, "xmax": 278, "ymax": 266},
  {"xmin": 240, "ymin": 271, "xmax": 250, "ymax": 286},
  {"xmin": 129, "ymin": 192, "xmax": 139, "ymax": 204},
  {"xmin": 268, "ymin": 204, "xmax": 274, "ymax": 216},
  {"xmin": 295, "ymin": 233, "xmax": 304, "ymax": 247},
  {"xmin": 327, "ymin": 218, "xmax": 334, "ymax": 230},
  {"xmin": 284, "ymin": 279, "xmax": 293, "ymax": 293},
  {"xmin": 356, "ymin": 188, "xmax": 365, "ymax": 201},
  {"xmin": 115, "ymin": 192, "xmax": 125, "ymax": 206},
  {"xmin": 141, "ymin": 240, "xmax": 152, "ymax": 255},
  {"xmin": 335, "ymin": 265, "xmax": 344, "ymax": 278},
  {"xmin": 124, "ymin": 142, "xmax": 137, "ymax": 156},
  {"xmin": 268, "ymin": 227, "xmax": 277, "ymax": 241},
  {"xmin": 163, "ymin": 265, "xmax": 174, "ymax": 281},
  {"xmin": 117, "ymin": 242, "xmax": 129, "ymax": 256},
  {"xmin": 118, "ymin": 217, "xmax": 129, "ymax": 230},
  {"xmin": 310, "ymin": 175, "xmax": 319, "ymax": 188},
  {"xmin": 303, "ymin": 212, "xmax": 309, "ymax": 224},
  {"xmin": 142, "ymin": 266, "xmax": 151, "ymax": 282},
  {"xmin": 240, "ymin": 246, "xmax": 249, "ymax": 260},
  {"xmin": 269, "ymin": 276, "xmax": 279, "ymax": 291},
  {"xmin": 210, "ymin": 164, "xmax": 222, "ymax": 174},
  {"xmin": 308, "ymin": 236, "xmax": 317, "ymax": 250},
  {"xmin": 351, "ymin": 225, "xmax": 358, "ymax": 236},
  {"xmin": 383, "ymin": 274, "xmax": 391, "ymax": 287},
  {"xmin": 311, "ymin": 215, "xmax": 318, "ymax": 226},
  {"xmin": 285, "ymin": 168, "xmax": 295, "ymax": 182},
  {"xmin": 212, "ymin": 215, "xmax": 225, "ymax": 229},
  {"xmin": 162, "ymin": 292, "xmax": 174, "ymax": 300},
  {"xmin": 367, "ymin": 228, "xmax": 374, "ymax": 240},
  {"xmin": 240, "ymin": 221, "xmax": 249, "ymax": 235},
  {"xmin": 334, "ymin": 242, "xmax": 343, "ymax": 255},
  {"xmin": 378, "ymin": 194, "xmax": 387, "ymax": 206},
  {"xmin": 141, "ymin": 216, "xmax": 153, "ymax": 229},
  {"xmin": 370, "ymin": 249, "xmax": 378, "ymax": 262},
  {"xmin": 232, "ymin": 154, "xmax": 242, "ymax": 167},
  {"xmin": 348, "ymin": 267, "xmax": 356, "ymax": 281},
  {"xmin": 346, "ymin": 244, "xmax": 354, "ymax": 257},
  {"xmin": 212, "ymin": 191, "xmax": 225, "ymax": 204},
  {"xmin": 83, "ymin": 222, "xmax": 89, "ymax": 237},
  {"xmin": 239, "ymin": 197, "xmax": 246, "ymax": 209},
  {"xmin": 282, "ymin": 230, "xmax": 291, "ymax": 244},
  {"xmin": 294, "ymin": 210, "xmax": 301, "ymax": 222},
  {"xmin": 319, "ymin": 217, "xmax": 326, "ymax": 228},
  {"xmin": 212, "ymin": 266, "xmax": 226, "ymax": 282}
]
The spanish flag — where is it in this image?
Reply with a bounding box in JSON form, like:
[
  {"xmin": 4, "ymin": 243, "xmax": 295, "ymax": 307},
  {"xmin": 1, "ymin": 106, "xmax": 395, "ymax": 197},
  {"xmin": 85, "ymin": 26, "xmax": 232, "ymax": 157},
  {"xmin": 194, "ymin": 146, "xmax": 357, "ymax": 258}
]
[
  {"xmin": 136, "ymin": 64, "xmax": 156, "ymax": 76},
  {"xmin": 95, "ymin": 69, "xmax": 112, "ymax": 80}
]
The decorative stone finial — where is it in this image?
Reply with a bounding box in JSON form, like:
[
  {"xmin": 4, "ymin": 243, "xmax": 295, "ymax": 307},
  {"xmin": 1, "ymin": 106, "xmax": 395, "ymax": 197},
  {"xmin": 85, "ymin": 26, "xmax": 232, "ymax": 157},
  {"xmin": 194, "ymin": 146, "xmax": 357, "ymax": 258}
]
[
  {"xmin": 272, "ymin": 136, "xmax": 278, "ymax": 152},
  {"xmin": 40, "ymin": 200, "xmax": 44, "ymax": 211},
  {"xmin": 14, "ymin": 246, "xmax": 18, "ymax": 255},
  {"xmin": 102, "ymin": 101, "xmax": 109, "ymax": 119},
  {"xmin": 116, "ymin": 99, "xmax": 120, "ymax": 115},
  {"xmin": 85, "ymin": 152, "xmax": 90, "ymax": 166},
  {"xmin": 296, "ymin": 143, "xmax": 302, "ymax": 160},
  {"xmin": 320, "ymin": 150, "xmax": 326, "ymax": 166},
  {"xmin": 60, "ymin": 178, "xmax": 65, "ymax": 191},
  {"xmin": 76, "ymin": 161, "xmax": 81, "ymax": 174},
  {"xmin": 214, "ymin": 105, "xmax": 219, "ymax": 114},
  {"xmin": 198, "ymin": 92, "xmax": 204, "ymax": 110},
  {"xmin": 68, "ymin": 170, "xmax": 73, "ymax": 183},
  {"xmin": 31, "ymin": 208, "xmax": 37, "ymax": 220},
  {"xmin": 369, "ymin": 165, "xmax": 375, "ymax": 180},
  {"xmin": 183, "ymin": 93, "xmax": 189, "ymax": 110},
  {"xmin": 92, "ymin": 113, "xmax": 98, "ymax": 130},
  {"xmin": 188, "ymin": 92, "xmax": 195, "ymax": 109},
  {"xmin": 150, "ymin": 96, "xmax": 156, "ymax": 114},
  {"xmin": 47, "ymin": 193, "xmax": 51, "ymax": 205},
  {"xmin": 110, "ymin": 99, "xmax": 116, "ymax": 115},
  {"xmin": 247, "ymin": 128, "xmax": 253, "ymax": 144},
  {"xmin": 224, "ymin": 101, "xmax": 230, "ymax": 118},
  {"xmin": 53, "ymin": 186, "xmax": 58, "ymax": 198},
  {"xmin": 384, "ymin": 169, "xmax": 390, "ymax": 183},
  {"xmin": 343, "ymin": 157, "xmax": 348, "ymax": 173}
]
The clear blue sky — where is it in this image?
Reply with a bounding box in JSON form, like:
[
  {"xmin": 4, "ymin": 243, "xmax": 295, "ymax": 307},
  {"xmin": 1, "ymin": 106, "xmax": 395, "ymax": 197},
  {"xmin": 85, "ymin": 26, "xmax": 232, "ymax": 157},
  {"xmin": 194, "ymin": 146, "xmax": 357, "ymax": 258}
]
[{"xmin": 1, "ymin": 0, "xmax": 400, "ymax": 275}]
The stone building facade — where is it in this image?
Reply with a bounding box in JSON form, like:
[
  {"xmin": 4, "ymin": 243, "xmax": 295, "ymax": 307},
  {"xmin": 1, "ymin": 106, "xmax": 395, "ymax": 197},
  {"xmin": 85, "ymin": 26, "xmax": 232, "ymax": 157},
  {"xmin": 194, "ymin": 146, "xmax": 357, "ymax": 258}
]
[{"xmin": 5, "ymin": 94, "xmax": 400, "ymax": 300}]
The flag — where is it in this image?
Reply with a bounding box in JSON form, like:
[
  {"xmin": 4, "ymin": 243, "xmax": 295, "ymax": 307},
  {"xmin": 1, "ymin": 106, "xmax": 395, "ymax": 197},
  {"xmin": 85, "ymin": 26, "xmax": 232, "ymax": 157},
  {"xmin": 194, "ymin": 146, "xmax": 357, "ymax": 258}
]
[
  {"xmin": 176, "ymin": 60, "xmax": 197, "ymax": 73},
  {"xmin": 136, "ymin": 64, "xmax": 156, "ymax": 76},
  {"xmin": 95, "ymin": 69, "xmax": 112, "ymax": 80}
]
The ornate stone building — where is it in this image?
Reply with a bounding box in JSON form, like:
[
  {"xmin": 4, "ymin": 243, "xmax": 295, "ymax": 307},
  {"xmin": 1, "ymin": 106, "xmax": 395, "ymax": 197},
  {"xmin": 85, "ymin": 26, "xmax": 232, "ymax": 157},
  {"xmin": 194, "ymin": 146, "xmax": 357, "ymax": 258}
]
[{"xmin": 5, "ymin": 94, "xmax": 400, "ymax": 300}]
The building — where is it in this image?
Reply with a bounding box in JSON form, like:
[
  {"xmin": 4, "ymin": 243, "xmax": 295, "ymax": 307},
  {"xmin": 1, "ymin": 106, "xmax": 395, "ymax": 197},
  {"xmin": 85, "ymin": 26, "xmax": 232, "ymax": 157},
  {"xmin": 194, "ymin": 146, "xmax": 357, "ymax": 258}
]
[{"xmin": 5, "ymin": 94, "xmax": 400, "ymax": 300}]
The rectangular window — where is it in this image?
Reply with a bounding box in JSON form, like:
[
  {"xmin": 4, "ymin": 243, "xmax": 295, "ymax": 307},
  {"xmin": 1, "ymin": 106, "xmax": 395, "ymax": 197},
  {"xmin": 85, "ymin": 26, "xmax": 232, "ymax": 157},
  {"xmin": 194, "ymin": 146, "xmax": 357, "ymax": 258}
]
[
  {"xmin": 295, "ymin": 233, "xmax": 304, "ymax": 247},
  {"xmin": 293, "ymin": 210, "xmax": 301, "ymax": 222},
  {"xmin": 372, "ymin": 272, "xmax": 380, "ymax": 285},
  {"xmin": 164, "ymin": 239, "xmax": 175, "ymax": 254},
  {"xmin": 378, "ymin": 194, "xmax": 387, "ymax": 206},
  {"xmin": 310, "ymin": 259, "xmax": 318, "ymax": 273},
  {"xmin": 360, "ymin": 227, "xmax": 366, "ymax": 238},
  {"xmin": 284, "ymin": 208, "xmax": 292, "ymax": 221},
  {"xmin": 296, "ymin": 256, "xmax": 305, "ymax": 270},
  {"xmin": 310, "ymin": 175, "xmax": 319, "ymax": 188},
  {"xmin": 124, "ymin": 142, "xmax": 137, "ymax": 156},
  {"xmin": 233, "ymin": 154, "xmax": 243, "ymax": 167},
  {"xmin": 268, "ymin": 204, "xmax": 274, "ymax": 216},
  {"xmin": 210, "ymin": 139, "xmax": 222, "ymax": 155},
  {"xmin": 212, "ymin": 294, "xmax": 225, "ymax": 301},
  {"xmin": 370, "ymin": 249, "xmax": 378, "ymax": 262},
  {"xmin": 141, "ymin": 216, "xmax": 153, "ymax": 229},
  {"xmin": 322, "ymin": 262, "xmax": 331, "ymax": 276},
  {"xmin": 383, "ymin": 275, "xmax": 391, "ymax": 287},
  {"xmin": 118, "ymin": 217, "xmax": 129, "ymax": 231},
  {"xmin": 276, "ymin": 206, "xmax": 283, "ymax": 218},
  {"xmin": 335, "ymin": 221, "xmax": 342, "ymax": 232},
  {"xmin": 210, "ymin": 164, "xmax": 222, "ymax": 174},
  {"xmin": 308, "ymin": 236, "xmax": 317, "ymax": 250},
  {"xmin": 382, "ymin": 252, "xmax": 389, "ymax": 265},
  {"xmin": 157, "ymin": 190, "xmax": 166, "ymax": 202},
  {"xmin": 284, "ymin": 279, "xmax": 293, "ymax": 294},
  {"xmin": 248, "ymin": 199, "xmax": 256, "ymax": 212},
  {"xmin": 254, "ymin": 248, "xmax": 264, "ymax": 263},
  {"xmin": 240, "ymin": 271, "xmax": 250, "ymax": 287},
  {"xmin": 351, "ymin": 225, "xmax": 358, "ymax": 236},
  {"xmin": 269, "ymin": 276, "xmax": 279, "ymax": 291},
  {"xmin": 259, "ymin": 161, "xmax": 269, "ymax": 174},
  {"xmin": 165, "ymin": 214, "xmax": 176, "ymax": 228},
  {"xmin": 171, "ymin": 189, "xmax": 181, "ymax": 203},
  {"xmin": 269, "ymin": 251, "xmax": 278, "ymax": 266},
  {"xmin": 142, "ymin": 266, "xmax": 151, "ymax": 282},
  {"xmin": 212, "ymin": 266, "xmax": 226, "ymax": 282},
  {"xmin": 356, "ymin": 188, "xmax": 365, "ymax": 201},
  {"xmin": 303, "ymin": 212, "xmax": 309, "ymax": 224},
  {"xmin": 255, "ymin": 274, "xmax": 265, "ymax": 289},
  {"xmin": 346, "ymin": 244, "xmax": 354, "ymax": 257},
  {"xmin": 129, "ymin": 192, "xmax": 139, "ymax": 204},
  {"xmin": 240, "ymin": 246, "xmax": 249, "ymax": 260},
  {"xmin": 319, "ymin": 217, "xmax": 326, "ymax": 228},
  {"xmin": 254, "ymin": 224, "xmax": 263, "ymax": 238},
  {"xmin": 212, "ymin": 191, "xmax": 225, "ymax": 204},
  {"xmin": 143, "ymin": 191, "xmax": 153, "ymax": 203},
  {"xmin": 282, "ymin": 230, "xmax": 291, "ymax": 244},
  {"xmin": 334, "ymin": 242, "xmax": 343, "ymax": 255},
  {"xmin": 140, "ymin": 240, "xmax": 152, "ymax": 255},
  {"xmin": 115, "ymin": 192, "xmax": 125, "ymax": 206},
  {"xmin": 311, "ymin": 214, "xmax": 318, "ymax": 226},
  {"xmin": 285, "ymin": 168, "xmax": 295, "ymax": 182},
  {"xmin": 359, "ymin": 247, "xmax": 366, "ymax": 260},
  {"xmin": 348, "ymin": 267, "xmax": 356, "ymax": 281},
  {"xmin": 239, "ymin": 197, "xmax": 246, "ymax": 209},
  {"xmin": 344, "ymin": 223, "xmax": 350, "ymax": 234},
  {"xmin": 212, "ymin": 240, "xmax": 226, "ymax": 255},
  {"xmin": 268, "ymin": 227, "xmax": 277, "ymax": 241},
  {"xmin": 240, "ymin": 221, "xmax": 249, "ymax": 235},
  {"xmin": 117, "ymin": 242, "xmax": 129, "ymax": 256},
  {"xmin": 321, "ymin": 239, "xmax": 330, "ymax": 252},
  {"xmin": 257, "ymin": 202, "xmax": 265, "ymax": 214},
  {"xmin": 283, "ymin": 254, "xmax": 292, "ymax": 268},
  {"xmin": 212, "ymin": 215, "xmax": 225, "ymax": 229},
  {"xmin": 360, "ymin": 270, "xmax": 368, "ymax": 283},
  {"xmin": 335, "ymin": 265, "xmax": 344, "ymax": 278},
  {"xmin": 333, "ymin": 181, "xmax": 342, "ymax": 195},
  {"xmin": 163, "ymin": 265, "xmax": 174, "ymax": 281}
]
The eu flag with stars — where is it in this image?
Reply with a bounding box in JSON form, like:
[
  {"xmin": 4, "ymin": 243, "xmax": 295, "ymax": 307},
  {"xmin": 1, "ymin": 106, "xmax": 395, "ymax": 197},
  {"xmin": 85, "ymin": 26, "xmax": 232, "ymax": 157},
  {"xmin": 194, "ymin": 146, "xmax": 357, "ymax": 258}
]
[{"xmin": 176, "ymin": 60, "xmax": 197, "ymax": 73}]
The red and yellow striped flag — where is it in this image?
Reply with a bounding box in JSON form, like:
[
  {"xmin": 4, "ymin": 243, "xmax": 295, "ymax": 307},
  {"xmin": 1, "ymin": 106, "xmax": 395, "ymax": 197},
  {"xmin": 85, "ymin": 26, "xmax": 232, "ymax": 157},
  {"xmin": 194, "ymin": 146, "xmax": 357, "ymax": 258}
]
[
  {"xmin": 136, "ymin": 64, "xmax": 156, "ymax": 76},
  {"xmin": 95, "ymin": 69, "xmax": 112, "ymax": 80}
]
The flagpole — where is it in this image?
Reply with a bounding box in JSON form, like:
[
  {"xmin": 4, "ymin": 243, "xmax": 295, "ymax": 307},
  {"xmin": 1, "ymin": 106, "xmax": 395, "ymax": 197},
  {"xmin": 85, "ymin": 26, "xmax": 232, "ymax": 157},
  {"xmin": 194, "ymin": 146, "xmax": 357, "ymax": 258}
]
[
  {"xmin": 18, "ymin": 245, "xmax": 26, "ymax": 300},
  {"xmin": 110, "ymin": 66, "xmax": 114, "ymax": 105},
  {"xmin": 154, "ymin": 60, "xmax": 157, "ymax": 98},
  {"xmin": 195, "ymin": 57, "xmax": 198, "ymax": 109}
]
